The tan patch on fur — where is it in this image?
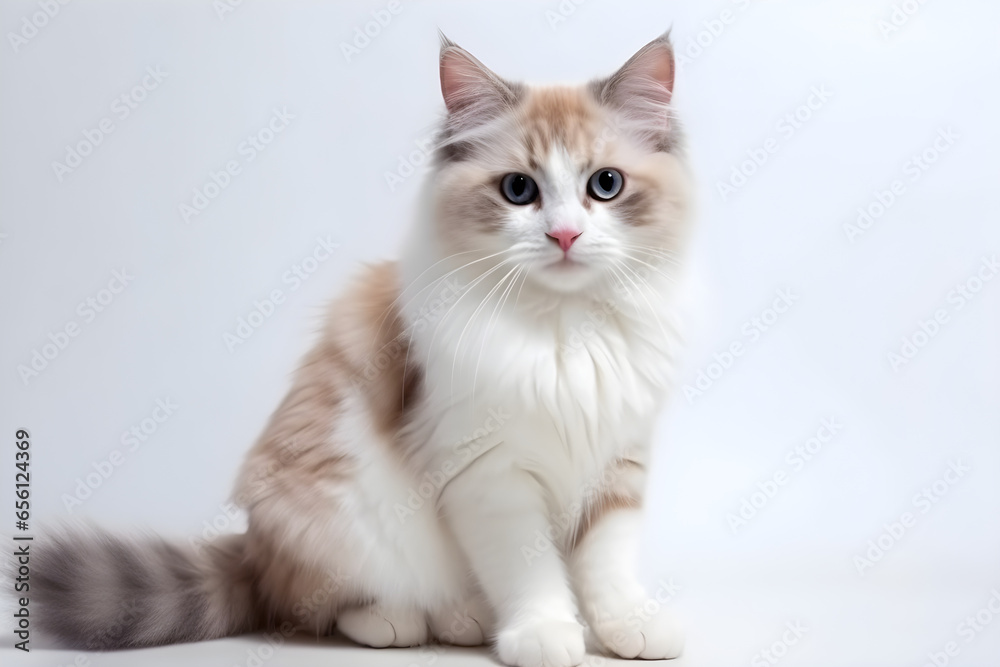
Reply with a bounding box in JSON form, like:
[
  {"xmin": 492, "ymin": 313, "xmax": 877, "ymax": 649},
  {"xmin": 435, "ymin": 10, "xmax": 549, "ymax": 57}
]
[
  {"xmin": 231, "ymin": 261, "xmax": 418, "ymax": 630},
  {"xmin": 437, "ymin": 168, "xmax": 510, "ymax": 240},
  {"xmin": 342, "ymin": 261, "xmax": 423, "ymax": 437},
  {"xmin": 235, "ymin": 262, "xmax": 417, "ymax": 506},
  {"xmin": 572, "ymin": 458, "xmax": 646, "ymax": 551},
  {"xmin": 517, "ymin": 87, "xmax": 602, "ymax": 159},
  {"xmin": 572, "ymin": 491, "xmax": 641, "ymax": 551}
]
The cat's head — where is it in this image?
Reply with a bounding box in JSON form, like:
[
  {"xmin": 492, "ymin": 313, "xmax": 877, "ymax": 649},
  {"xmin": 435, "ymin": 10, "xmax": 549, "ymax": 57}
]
[{"xmin": 429, "ymin": 32, "xmax": 691, "ymax": 296}]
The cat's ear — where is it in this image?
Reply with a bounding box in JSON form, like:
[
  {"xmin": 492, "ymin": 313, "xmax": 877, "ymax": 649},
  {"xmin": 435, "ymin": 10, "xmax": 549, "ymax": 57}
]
[
  {"xmin": 592, "ymin": 31, "xmax": 675, "ymax": 113},
  {"xmin": 439, "ymin": 33, "xmax": 522, "ymax": 126}
]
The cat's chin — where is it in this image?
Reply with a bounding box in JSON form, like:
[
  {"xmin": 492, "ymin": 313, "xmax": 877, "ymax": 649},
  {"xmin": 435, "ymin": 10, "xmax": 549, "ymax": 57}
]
[{"xmin": 530, "ymin": 259, "xmax": 603, "ymax": 294}]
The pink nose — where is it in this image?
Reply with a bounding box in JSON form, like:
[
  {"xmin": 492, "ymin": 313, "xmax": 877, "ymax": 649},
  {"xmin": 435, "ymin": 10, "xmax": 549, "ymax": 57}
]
[{"xmin": 547, "ymin": 228, "xmax": 582, "ymax": 252}]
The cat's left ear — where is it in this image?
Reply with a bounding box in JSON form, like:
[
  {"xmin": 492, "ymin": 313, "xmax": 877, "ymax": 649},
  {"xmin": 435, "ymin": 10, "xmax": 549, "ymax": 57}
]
[
  {"xmin": 591, "ymin": 31, "xmax": 675, "ymax": 115},
  {"xmin": 439, "ymin": 33, "xmax": 522, "ymax": 128}
]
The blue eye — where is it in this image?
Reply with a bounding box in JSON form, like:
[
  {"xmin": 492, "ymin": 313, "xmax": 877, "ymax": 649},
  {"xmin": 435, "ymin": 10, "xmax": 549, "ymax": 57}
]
[
  {"xmin": 501, "ymin": 173, "xmax": 538, "ymax": 205},
  {"xmin": 588, "ymin": 168, "xmax": 623, "ymax": 200}
]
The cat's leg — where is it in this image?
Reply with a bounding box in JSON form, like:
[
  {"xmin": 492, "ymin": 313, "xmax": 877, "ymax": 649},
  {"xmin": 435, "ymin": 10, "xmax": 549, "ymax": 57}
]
[
  {"xmin": 441, "ymin": 458, "xmax": 585, "ymax": 667},
  {"xmin": 242, "ymin": 389, "xmax": 473, "ymax": 649},
  {"xmin": 337, "ymin": 603, "xmax": 429, "ymax": 647},
  {"xmin": 569, "ymin": 458, "xmax": 684, "ymax": 660},
  {"xmin": 427, "ymin": 589, "xmax": 491, "ymax": 646},
  {"xmin": 337, "ymin": 588, "xmax": 491, "ymax": 648}
]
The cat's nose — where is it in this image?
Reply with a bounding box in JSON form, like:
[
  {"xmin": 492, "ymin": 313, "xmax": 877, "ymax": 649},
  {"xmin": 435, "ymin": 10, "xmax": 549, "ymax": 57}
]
[{"xmin": 546, "ymin": 228, "xmax": 582, "ymax": 252}]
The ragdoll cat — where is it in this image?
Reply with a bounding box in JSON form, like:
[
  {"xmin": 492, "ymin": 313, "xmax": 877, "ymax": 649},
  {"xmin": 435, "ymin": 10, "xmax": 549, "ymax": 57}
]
[{"xmin": 29, "ymin": 32, "xmax": 692, "ymax": 667}]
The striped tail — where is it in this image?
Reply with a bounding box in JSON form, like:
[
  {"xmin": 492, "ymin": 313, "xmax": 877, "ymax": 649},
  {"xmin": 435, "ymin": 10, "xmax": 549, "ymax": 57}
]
[{"xmin": 28, "ymin": 527, "xmax": 258, "ymax": 649}]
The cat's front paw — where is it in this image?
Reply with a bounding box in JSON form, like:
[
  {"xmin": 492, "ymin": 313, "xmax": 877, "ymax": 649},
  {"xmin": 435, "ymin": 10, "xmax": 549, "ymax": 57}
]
[
  {"xmin": 588, "ymin": 601, "xmax": 684, "ymax": 659},
  {"xmin": 495, "ymin": 619, "xmax": 586, "ymax": 667}
]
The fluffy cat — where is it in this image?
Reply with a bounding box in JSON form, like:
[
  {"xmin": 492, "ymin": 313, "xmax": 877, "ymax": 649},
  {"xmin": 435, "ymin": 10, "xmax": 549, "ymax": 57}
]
[{"xmin": 28, "ymin": 32, "xmax": 692, "ymax": 667}]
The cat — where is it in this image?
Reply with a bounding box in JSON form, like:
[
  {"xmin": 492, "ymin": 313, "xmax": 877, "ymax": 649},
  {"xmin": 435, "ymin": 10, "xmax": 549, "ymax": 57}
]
[{"xmin": 27, "ymin": 31, "xmax": 692, "ymax": 667}]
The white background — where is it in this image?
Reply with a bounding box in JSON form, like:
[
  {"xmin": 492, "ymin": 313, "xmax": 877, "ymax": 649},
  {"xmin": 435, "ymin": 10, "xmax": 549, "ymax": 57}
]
[{"xmin": 2, "ymin": 1, "xmax": 999, "ymax": 666}]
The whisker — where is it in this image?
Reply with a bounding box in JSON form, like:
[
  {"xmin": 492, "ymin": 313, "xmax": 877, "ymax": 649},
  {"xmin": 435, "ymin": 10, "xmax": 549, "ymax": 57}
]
[
  {"xmin": 511, "ymin": 264, "xmax": 530, "ymax": 313},
  {"xmin": 472, "ymin": 266, "xmax": 522, "ymax": 403},
  {"xmin": 620, "ymin": 252, "xmax": 678, "ymax": 286},
  {"xmin": 424, "ymin": 258, "xmax": 516, "ymax": 372},
  {"xmin": 615, "ymin": 259, "xmax": 672, "ymax": 343},
  {"xmin": 620, "ymin": 243, "xmax": 681, "ymax": 263},
  {"xmin": 376, "ymin": 247, "xmax": 517, "ymax": 352},
  {"xmin": 429, "ymin": 259, "xmax": 509, "ymax": 361},
  {"xmin": 450, "ymin": 262, "xmax": 520, "ymax": 400},
  {"xmin": 608, "ymin": 261, "xmax": 643, "ymax": 318}
]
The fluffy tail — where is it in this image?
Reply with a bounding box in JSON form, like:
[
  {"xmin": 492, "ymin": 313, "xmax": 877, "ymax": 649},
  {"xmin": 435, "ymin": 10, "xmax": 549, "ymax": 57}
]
[{"xmin": 28, "ymin": 527, "xmax": 258, "ymax": 649}]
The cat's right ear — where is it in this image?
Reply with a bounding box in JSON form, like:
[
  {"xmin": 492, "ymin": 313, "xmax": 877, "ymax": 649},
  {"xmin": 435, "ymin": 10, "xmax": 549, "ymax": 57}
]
[
  {"xmin": 439, "ymin": 33, "xmax": 522, "ymax": 127},
  {"xmin": 590, "ymin": 32, "xmax": 677, "ymax": 150},
  {"xmin": 592, "ymin": 31, "xmax": 675, "ymax": 111}
]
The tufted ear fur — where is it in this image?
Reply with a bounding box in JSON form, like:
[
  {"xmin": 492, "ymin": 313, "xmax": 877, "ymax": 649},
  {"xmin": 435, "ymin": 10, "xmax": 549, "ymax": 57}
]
[
  {"xmin": 439, "ymin": 33, "xmax": 524, "ymax": 134},
  {"xmin": 590, "ymin": 31, "xmax": 677, "ymax": 150},
  {"xmin": 592, "ymin": 31, "xmax": 674, "ymax": 107}
]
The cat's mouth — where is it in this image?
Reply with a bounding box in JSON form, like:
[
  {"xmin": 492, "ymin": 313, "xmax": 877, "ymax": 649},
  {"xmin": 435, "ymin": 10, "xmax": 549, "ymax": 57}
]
[
  {"xmin": 543, "ymin": 256, "xmax": 591, "ymax": 275},
  {"xmin": 532, "ymin": 254, "xmax": 601, "ymax": 292}
]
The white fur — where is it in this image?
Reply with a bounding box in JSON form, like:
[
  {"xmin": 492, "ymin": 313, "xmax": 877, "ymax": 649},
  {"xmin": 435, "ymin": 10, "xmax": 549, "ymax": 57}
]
[
  {"xmin": 321, "ymin": 39, "xmax": 689, "ymax": 665},
  {"xmin": 353, "ymin": 147, "xmax": 687, "ymax": 665}
]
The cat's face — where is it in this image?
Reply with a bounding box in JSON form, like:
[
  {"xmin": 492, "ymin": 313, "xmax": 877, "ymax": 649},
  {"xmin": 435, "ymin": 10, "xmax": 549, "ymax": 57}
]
[{"xmin": 430, "ymin": 34, "xmax": 690, "ymax": 296}]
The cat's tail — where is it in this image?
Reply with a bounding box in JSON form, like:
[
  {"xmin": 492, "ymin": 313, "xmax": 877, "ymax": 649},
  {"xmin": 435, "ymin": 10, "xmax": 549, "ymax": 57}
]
[{"xmin": 26, "ymin": 526, "xmax": 259, "ymax": 649}]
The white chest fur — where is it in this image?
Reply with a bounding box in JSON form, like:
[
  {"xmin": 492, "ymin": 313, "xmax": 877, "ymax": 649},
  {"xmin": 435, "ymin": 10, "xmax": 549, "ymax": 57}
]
[{"xmin": 406, "ymin": 273, "xmax": 678, "ymax": 515}]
